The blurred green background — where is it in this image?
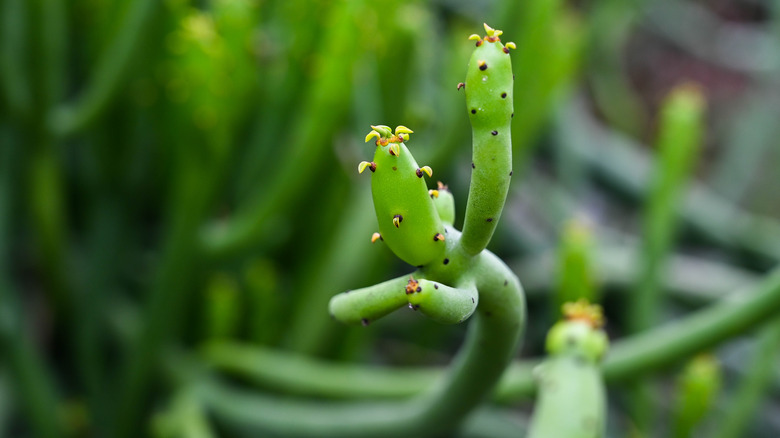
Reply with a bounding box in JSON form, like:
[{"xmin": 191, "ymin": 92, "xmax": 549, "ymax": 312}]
[{"xmin": 2, "ymin": 0, "xmax": 780, "ymax": 436}]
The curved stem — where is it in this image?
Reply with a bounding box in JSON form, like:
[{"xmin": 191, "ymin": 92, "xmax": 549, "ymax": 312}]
[
  {"xmin": 201, "ymin": 341, "xmax": 438, "ymax": 399},
  {"xmin": 601, "ymin": 266, "xmax": 780, "ymax": 384},
  {"xmin": 329, "ymin": 274, "xmax": 414, "ymax": 326},
  {"xmin": 206, "ymin": 264, "xmax": 780, "ymax": 403},
  {"xmin": 204, "ymin": 249, "xmax": 525, "ymax": 437}
]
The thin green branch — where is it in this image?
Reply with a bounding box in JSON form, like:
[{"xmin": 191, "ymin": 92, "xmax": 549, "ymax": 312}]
[
  {"xmin": 204, "ymin": 242, "xmax": 525, "ymax": 437},
  {"xmin": 48, "ymin": 0, "xmax": 156, "ymax": 137},
  {"xmin": 713, "ymin": 319, "xmax": 780, "ymax": 438},
  {"xmin": 0, "ymin": 129, "xmax": 62, "ymax": 438},
  {"xmin": 0, "ymin": 0, "xmax": 31, "ymax": 120},
  {"xmin": 205, "ymin": 264, "xmax": 780, "ymax": 403}
]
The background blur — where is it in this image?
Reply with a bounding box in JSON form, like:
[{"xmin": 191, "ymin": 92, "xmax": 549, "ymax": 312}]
[{"xmin": 2, "ymin": 0, "xmax": 780, "ymax": 436}]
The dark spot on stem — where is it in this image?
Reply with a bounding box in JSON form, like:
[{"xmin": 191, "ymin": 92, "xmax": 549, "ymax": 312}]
[
  {"xmin": 434, "ymin": 284, "xmax": 439, "ymax": 289},
  {"xmin": 392, "ymin": 166, "xmax": 397, "ymax": 171},
  {"xmin": 416, "ymin": 286, "xmax": 421, "ymax": 293},
  {"xmin": 486, "ymin": 218, "xmax": 493, "ymax": 222},
  {"xmin": 491, "ymin": 130, "xmax": 498, "ymax": 136},
  {"xmin": 509, "ymin": 171, "xmax": 513, "ymax": 176},
  {"xmin": 471, "ymin": 298, "xmax": 475, "ymax": 303},
  {"xmin": 443, "ymin": 258, "xmax": 449, "ymax": 265},
  {"xmin": 471, "ymin": 162, "xmax": 475, "ymax": 169},
  {"xmin": 471, "ymin": 109, "xmax": 476, "ymax": 114},
  {"xmin": 501, "ymin": 92, "xmax": 507, "ymax": 98},
  {"xmin": 511, "ymin": 113, "xmax": 514, "ymax": 118},
  {"xmin": 504, "ymin": 279, "xmax": 508, "ymax": 286},
  {"xmin": 361, "ymin": 318, "xmax": 370, "ymax": 326},
  {"xmin": 513, "ymin": 74, "xmax": 515, "ymax": 80},
  {"xmin": 479, "ymin": 63, "xmax": 488, "ymax": 71}
]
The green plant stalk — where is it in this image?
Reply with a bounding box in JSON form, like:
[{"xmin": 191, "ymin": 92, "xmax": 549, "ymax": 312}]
[
  {"xmin": 672, "ymin": 355, "xmax": 721, "ymax": 438},
  {"xmin": 555, "ymin": 220, "xmax": 597, "ymax": 318},
  {"xmin": 207, "ymin": 238, "xmax": 524, "ymax": 437},
  {"xmin": 0, "ymin": 0, "xmax": 31, "ymax": 120},
  {"xmin": 27, "ymin": 139, "xmax": 70, "ymax": 320},
  {"xmin": 203, "ymin": 273, "xmax": 241, "ymax": 340},
  {"xmin": 630, "ymin": 84, "xmax": 704, "ymax": 333},
  {"xmin": 364, "ymin": 129, "xmax": 445, "ymax": 266},
  {"xmin": 49, "ymin": 0, "xmax": 157, "ymax": 137},
  {"xmin": 243, "ymin": 258, "xmax": 282, "ymax": 346},
  {"xmin": 714, "ymin": 319, "xmax": 780, "ymax": 438},
  {"xmin": 628, "ymin": 84, "xmax": 703, "ymax": 432},
  {"xmin": 528, "ymin": 356, "xmax": 605, "ymax": 437},
  {"xmin": 459, "ymin": 30, "xmax": 514, "ymax": 255},
  {"xmin": 114, "ymin": 159, "xmax": 220, "ymax": 438},
  {"xmin": 205, "ymin": 264, "xmax": 780, "ymax": 403},
  {"xmin": 528, "ymin": 309, "xmax": 608, "ymax": 438},
  {"xmin": 201, "ymin": 341, "xmax": 438, "ymax": 399},
  {"xmin": 0, "ymin": 130, "xmax": 62, "ymax": 438}
]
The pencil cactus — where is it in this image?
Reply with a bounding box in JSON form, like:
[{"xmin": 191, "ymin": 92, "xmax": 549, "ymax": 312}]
[
  {"xmin": 360, "ymin": 125, "xmax": 445, "ymax": 267},
  {"xmin": 460, "ymin": 23, "xmax": 516, "ymax": 256},
  {"xmin": 326, "ymin": 24, "xmax": 527, "ymax": 437},
  {"xmin": 528, "ymin": 300, "xmax": 609, "ymax": 438}
]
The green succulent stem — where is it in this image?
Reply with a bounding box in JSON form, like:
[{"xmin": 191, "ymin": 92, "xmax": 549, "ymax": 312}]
[
  {"xmin": 527, "ymin": 356, "xmax": 606, "ymax": 438},
  {"xmin": 304, "ymin": 24, "xmax": 526, "ymax": 437},
  {"xmin": 212, "ymin": 237, "xmax": 524, "ymax": 437},
  {"xmin": 329, "ymin": 275, "xmax": 413, "ymax": 326},
  {"xmin": 208, "ymin": 264, "xmax": 780, "ymax": 405},
  {"xmin": 628, "ymin": 84, "xmax": 704, "ymax": 432},
  {"xmin": 460, "ymin": 28, "xmax": 514, "ymax": 256},
  {"xmin": 528, "ymin": 305, "xmax": 608, "ymax": 438}
]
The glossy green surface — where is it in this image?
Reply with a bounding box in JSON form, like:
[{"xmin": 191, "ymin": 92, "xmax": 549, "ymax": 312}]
[{"xmin": 371, "ymin": 141, "xmax": 445, "ymax": 267}]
